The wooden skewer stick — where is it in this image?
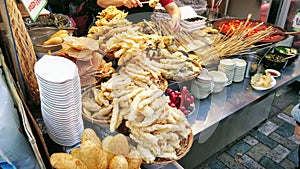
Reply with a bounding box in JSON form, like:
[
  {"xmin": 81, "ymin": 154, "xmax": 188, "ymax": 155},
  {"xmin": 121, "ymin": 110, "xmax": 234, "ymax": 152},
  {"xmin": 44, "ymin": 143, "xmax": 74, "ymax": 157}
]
[{"xmin": 284, "ymin": 55, "xmax": 296, "ymax": 60}]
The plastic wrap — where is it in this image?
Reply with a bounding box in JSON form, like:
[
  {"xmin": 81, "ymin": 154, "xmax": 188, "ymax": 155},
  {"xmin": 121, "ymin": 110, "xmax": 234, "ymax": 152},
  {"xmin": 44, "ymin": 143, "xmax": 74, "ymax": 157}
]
[{"xmin": 0, "ymin": 71, "xmax": 40, "ymax": 169}]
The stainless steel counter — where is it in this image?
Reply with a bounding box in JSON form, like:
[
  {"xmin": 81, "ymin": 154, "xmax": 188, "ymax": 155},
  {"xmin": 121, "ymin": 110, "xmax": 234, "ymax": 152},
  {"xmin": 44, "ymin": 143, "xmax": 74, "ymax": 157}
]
[
  {"xmin": 189, "ymin": 56, "xmax": 300, "ymax": 138},
  {"xmin": 146, "ymin": 55, "xmax": 300, "ymax": 169},
  {"xmin": 174, "ymin": 56, "xmax": 300, "ymax": 169}
]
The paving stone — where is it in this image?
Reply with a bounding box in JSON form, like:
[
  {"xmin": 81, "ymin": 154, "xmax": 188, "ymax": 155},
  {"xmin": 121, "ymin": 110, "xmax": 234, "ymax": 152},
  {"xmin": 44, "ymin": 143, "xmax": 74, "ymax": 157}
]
[
  {"xmin": 243, "ymin": 136, "xmax": 259, "ymax": 146},
  {"xmin": 269, "ymin": 132, "xmax": 298, "ymax": 150},
  {"xmin": 270, "ymin": 105, "xmax": 281, "ymax": 117},
  {"xmin": 288, "ymin": 135, "xmax": 300, "ymax": 145},
  {"xmin": 218, "ymin": 153, "xmax": 247, "ymax": 169},
  {"xmin": 277, "ymin": 113, "xmax": 296, "ymax": 125},
  {"xmin": 275, "ymin": 87, "xmax": 292, "ymax": 97},
  {"xmin": 246, "ymin": 143, "xmax": 271, "ymax": 162},
  {"xmin": 266, "ymin": 145, "xmax": 290, "ymax": 163},
  {"xmin": 240, "ymin": 154, "xmax": 265, "ymax": 169},
  {"xmin": 280, "ymin": 159, "xmax": 296, "ymax": 169},
  {"xmin": 207, "ymin": 160, "xmax": 227, "ymax": 169},
  {"xmin": 250, "ymin": 130, "xmax": 278, "ymax": 148},
  {"xmin": 226, "ymin": 140, "xmax": 252, "ymax": 158},
  {"xmin": 283, "ymin": 104, "xmax": 296, "ymax": 115},
  {"xmin": 273, "ymin": 90, "xmax": 297, "ymax": 110},
  {"xmin": 269, "ymin": 116, "xmax": 286, "ymax": 126},
  {"xmin": 287, "ymin": 147, "xmax": 299, "ymax": 165},
  {"xmin": 195, "ymin": 164, "xmax": 212, "ymax": 169},
  {"xmin": 257, "ymin": 121, "xmax": 279, "ymax": 136},
  {"xmin": 259, "ymin": 157, "xmax": 284, "ymax": 169},
  {"xmin": 275, "ymin": 122, "xmax": 295, "ymax": 138}
]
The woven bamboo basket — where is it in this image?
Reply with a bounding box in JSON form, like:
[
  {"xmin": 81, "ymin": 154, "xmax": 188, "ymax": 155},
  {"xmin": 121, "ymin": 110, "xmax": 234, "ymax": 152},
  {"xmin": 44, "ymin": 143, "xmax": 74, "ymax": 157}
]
[
  {"xmin": 6, "ymin": 0, "xmax": 40, "ymax": 105},
  {"xmin": 146, "ymin": 132, "xmax": 194, "ymax": 165},
  {"xmin": 81, "ymin": 85, "xmax": 111, "ymax": 126}
]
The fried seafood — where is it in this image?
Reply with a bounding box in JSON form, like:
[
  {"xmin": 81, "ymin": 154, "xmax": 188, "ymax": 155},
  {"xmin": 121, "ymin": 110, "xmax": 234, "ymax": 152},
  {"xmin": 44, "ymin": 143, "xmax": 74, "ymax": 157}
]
[
  {"xmin": 85, "ymin": 77, "xmax": 191, "ymax": 163},
  {"xmin": 88, "ymin": 20, "xmax": 133, "ymax": 40},
  {"xmin": 95, "ymin": 6, "xmax": 128, "ymax": 27},
  {"xmin": 56, "ymin": 36, "xmax": 115, "ymax": 86},
  {"xmin": 82, "ymin": 86, "xmax": 113, "ymax": 122},
  {"xmin": 124, "ymin": 88, "xmax": 192, "ymax": 163},
  {"xmin": 140, "ymin": 49, "xmax": 202, "ymax": 80},
  {"xmin": 82, "ymin": 63, "xmax": 193, "ymax": 164},
  {"xmin": 88, "ymin": 6, "xmax": 131, "ymax": 39}
]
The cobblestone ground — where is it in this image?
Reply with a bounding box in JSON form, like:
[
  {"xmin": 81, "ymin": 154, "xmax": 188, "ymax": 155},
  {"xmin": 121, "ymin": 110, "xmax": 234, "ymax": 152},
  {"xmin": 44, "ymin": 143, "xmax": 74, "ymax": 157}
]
[{"xmin": 196, "ymin": 82, "xmax": 300, "ymax": 169}]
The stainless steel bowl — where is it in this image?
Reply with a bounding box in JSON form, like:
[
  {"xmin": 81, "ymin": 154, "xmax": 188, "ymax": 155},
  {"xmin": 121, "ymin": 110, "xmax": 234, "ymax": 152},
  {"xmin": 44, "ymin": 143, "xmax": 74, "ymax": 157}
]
[{"xmin": 28, "ymin": 27, "xmax": 62, "ymax": 53}]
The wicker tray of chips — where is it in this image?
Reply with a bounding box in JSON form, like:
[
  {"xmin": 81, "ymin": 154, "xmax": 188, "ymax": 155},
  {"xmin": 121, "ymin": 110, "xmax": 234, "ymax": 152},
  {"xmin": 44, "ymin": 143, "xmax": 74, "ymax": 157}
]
[
  {"xmin": 81, "ymin": 85, "xmax": 111, "ymax": 126},
  {"xmin": 145, "ymin": 132, "xmax": 194, "ymax": 165}
]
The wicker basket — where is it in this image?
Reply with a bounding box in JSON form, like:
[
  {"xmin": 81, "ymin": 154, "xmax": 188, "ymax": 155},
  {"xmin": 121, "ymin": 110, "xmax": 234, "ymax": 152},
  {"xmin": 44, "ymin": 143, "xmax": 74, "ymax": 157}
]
[
  {"xmin": 6, "ymin": 0, "xmax": 40, "ymax": 105},
  {"xmin": 146, "ymin": 132, "xmax": 194, "ymax": 165},
  {"xmin": 81, "ymin": 85, "xmax": 111, "ymax": 126}
]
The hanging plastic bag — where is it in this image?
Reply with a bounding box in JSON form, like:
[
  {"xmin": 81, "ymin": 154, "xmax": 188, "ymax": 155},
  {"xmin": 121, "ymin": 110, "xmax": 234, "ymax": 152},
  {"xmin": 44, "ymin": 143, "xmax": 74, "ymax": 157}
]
[{"xmin": 0, "ymin": 72, "xmax": 40, "ymax": 169}]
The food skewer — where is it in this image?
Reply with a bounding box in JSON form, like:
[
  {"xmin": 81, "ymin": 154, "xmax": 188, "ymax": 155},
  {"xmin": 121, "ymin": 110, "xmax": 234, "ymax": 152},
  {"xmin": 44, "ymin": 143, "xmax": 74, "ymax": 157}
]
[
  {"xmin": 211, "ymin": 0, "xmax": 215, "ymax": 9},
  {"xmin": 215, "ymin": 0, "xmax": 223, "ymax": 8},
  {"xmin": 284, "ymin": 54, "xmax": 297, "ymax": 60}
]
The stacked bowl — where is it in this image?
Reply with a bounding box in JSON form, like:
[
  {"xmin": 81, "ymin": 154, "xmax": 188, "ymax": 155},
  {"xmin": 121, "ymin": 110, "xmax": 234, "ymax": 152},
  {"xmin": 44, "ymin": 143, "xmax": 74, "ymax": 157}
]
[
  {"xmin": 191, "ymin": 69, "xmax": 214, "ymax": 99},
  {"xmin": 218, "ymin": 59, "xmax": 236, "ymax": 86},
  {"xmin": 232, "ymin": 58, "xmax": 247, "ymax": 82},
  {"xmin": 208, "ymin": 71, "xmax": 228, "ymax": 93},
  {"xmin": 34, "ymin": 55, "xmax": 84, "ymax": 146}
]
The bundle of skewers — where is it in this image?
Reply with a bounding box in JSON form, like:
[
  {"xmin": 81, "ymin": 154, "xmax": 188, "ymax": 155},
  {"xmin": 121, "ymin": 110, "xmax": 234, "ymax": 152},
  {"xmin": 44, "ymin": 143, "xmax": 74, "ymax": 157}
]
[
  {"xmin": 144, "ymin": 14, "xmax": 275, "ymax": 65},
  {"xmin": 153, "ymin": 20, "xmax": 213, "ymax": 53},
  {"xmin": 197, "ymin": 14, "xmax": 275, "ymax": 61}
]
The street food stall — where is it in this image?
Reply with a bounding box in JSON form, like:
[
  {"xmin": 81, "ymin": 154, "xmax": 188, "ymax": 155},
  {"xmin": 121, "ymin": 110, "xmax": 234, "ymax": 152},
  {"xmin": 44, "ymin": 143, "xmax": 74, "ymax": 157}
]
[{"xmin": 0, "ymin": 0, "xmax": 300, "ymax": 168}]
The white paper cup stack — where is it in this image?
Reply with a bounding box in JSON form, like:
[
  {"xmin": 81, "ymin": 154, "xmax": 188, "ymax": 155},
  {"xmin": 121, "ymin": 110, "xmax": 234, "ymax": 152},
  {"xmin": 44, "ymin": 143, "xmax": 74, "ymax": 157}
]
[
  {"xmin": 191, "ymin": 69, "xmax": 214, "ymax": 99},
  {"xmin": 208, "ymin": 71, "xmax": 228, "ymax": 93},
  {"xmin": 232, "ymin": 58, "xmax": 247, "ymax": 82},
  {"xmin": 218, "ymin": 59, "xmax": 236, "ymax": 86},
  {"xmin": 34, "ymin": 55, "xmax": 84, "ymax": 146}
]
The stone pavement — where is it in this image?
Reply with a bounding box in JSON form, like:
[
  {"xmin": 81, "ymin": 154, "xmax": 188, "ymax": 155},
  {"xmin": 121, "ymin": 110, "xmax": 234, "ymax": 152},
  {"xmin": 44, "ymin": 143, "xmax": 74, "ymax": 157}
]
[{"xmin": 195, "ymin": 81, "xmax": 300, "ymax": 169}]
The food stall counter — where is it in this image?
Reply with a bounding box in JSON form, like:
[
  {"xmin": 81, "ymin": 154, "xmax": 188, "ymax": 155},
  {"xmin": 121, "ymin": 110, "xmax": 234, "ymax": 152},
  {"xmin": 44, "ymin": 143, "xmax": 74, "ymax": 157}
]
[{"xmin": 178, "ymin": 53, "xmax": 300, "ymax": 168}]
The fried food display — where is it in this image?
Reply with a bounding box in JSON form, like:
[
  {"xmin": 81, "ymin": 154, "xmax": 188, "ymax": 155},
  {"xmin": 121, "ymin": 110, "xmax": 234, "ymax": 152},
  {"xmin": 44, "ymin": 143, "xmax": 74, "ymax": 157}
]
[
  {"xmin": 70, "ymin": 7, "xmax": 196, "ymax": 166},
  {"xmin": 95, "ymin": 6, "xmax": 128, "ymax": 27},
  {"xmin": 125, "ymin": 88, "xmax": 192, "ymax": 163},
  {"xmin": 43, "ymin": 30, "xmax": 69, "ymax": 45},
  {"xmin": 50, "ymin": 128, "xmax": 143, "ymax": 169},
  {"xmin": 144, "ymin": 49, "xmax": 202, "ymax": 80},
  {"xmin": 88, "ymin": 6, "xmax": 131, "ymax": 39},
  {"xmin": 109, "ymin": 156, "xmax": 128, "ymax": 169},
  {"xmin": 50, "ymin": 153, "xmax": 88, "ymax": 169},
  {"xmin": 56, "ymin": 36, "xmax": 115, "ymax": 86},
  {"xmin": 98, "ymin": 82, "xmax": 192, "ymax": 163},
  {"xmin": 81, "ymin": 56, "xmax": 193, "ymax": 163}
]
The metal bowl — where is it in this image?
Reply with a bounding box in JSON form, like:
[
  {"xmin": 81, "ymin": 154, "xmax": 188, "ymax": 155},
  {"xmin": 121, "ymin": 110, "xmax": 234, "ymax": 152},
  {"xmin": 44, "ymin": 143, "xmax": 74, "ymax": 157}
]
[
  {"xmin": 262, "ymin": 53, "xmax": 288, "ymax": 70},
  {"xmin": 28, "ymin": 27, "xmax": 63, "ymax": 53},
  {"xmin": 274, "ymin": 46, "xmax": 299, "ymax": 65}
]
